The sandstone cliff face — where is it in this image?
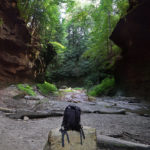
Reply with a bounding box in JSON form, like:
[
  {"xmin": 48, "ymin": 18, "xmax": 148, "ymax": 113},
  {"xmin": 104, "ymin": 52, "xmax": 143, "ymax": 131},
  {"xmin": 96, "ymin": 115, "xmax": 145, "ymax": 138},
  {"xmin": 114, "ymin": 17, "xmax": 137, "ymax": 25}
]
[
  {"xmin": 0, "ymin": 0, "xmax": 36, "ymax": 83},
  {"xmin": 110, "ymin": 0, "xmax": 150, "ymax": 99}
]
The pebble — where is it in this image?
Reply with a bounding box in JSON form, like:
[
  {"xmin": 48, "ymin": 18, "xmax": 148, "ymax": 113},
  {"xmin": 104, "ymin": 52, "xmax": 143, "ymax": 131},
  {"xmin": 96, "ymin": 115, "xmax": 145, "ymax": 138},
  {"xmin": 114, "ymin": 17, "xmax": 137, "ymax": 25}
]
[{"xmin": 23, "ymin": 116, "xmax": 29, "ymax": 121}]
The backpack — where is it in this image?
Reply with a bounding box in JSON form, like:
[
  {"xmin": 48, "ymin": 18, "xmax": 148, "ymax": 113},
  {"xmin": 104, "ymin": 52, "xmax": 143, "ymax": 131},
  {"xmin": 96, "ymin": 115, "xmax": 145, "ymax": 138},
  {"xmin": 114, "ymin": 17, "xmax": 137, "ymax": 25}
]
[{"xmin": 60, "ymin": 105, "xmax": 85, "ymax": 147}]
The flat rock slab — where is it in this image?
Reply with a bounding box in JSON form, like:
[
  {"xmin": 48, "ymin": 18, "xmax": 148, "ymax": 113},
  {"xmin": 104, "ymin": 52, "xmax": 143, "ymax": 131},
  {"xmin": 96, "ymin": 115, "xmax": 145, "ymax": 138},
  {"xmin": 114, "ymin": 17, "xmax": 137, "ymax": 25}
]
[{"xmin": 44, "ymin": 126, "xmax": 97, "ymax": 150}]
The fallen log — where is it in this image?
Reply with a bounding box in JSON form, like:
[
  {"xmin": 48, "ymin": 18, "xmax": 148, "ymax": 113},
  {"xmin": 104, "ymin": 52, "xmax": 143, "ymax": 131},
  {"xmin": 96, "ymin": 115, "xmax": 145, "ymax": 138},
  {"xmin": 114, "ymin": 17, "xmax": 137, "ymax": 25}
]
[
  {"xmin": 0, "ymin": 107, "xmax": 15, "ymax": 113},
  {"xmin": 92, "ymin": 109, "xmax": 126, "ymax": 114},
  {"xmin": 6, "ymin": 108, "xmax": 126, "ymax": 119},
  {"xmin": 97, "ymin": 135, "xmax": 150, "ymax": 150},
  {"xmin": 82, "ymin": 109, "xmax": 126, "ymax": 115},
  {"xmin": 6, "ymin": 110, "xmax": 63, "ymax": 119}
]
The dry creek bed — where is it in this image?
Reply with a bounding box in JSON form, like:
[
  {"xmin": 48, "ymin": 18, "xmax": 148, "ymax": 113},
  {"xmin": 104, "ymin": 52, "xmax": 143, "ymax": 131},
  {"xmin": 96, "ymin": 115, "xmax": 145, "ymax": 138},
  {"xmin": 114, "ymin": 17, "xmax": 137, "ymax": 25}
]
[{"xmin": 0, "ymin": 85, "xmax": 150, "ymax": 150}]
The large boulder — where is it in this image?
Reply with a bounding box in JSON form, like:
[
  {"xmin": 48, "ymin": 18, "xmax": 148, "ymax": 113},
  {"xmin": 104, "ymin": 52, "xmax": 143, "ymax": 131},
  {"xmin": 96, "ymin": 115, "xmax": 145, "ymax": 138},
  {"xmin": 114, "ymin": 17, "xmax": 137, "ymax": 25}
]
[{"xmin": 43, "ymin": 126, "xmax": 97, "ymax": 150}]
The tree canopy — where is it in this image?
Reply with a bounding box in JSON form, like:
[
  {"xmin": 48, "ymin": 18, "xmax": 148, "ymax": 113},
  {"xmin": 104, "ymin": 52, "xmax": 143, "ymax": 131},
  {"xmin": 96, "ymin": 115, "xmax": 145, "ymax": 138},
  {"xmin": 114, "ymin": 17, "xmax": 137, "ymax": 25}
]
[{"xmin": 18, "ymin": 0, "xmax": 129, "ymax": 88}]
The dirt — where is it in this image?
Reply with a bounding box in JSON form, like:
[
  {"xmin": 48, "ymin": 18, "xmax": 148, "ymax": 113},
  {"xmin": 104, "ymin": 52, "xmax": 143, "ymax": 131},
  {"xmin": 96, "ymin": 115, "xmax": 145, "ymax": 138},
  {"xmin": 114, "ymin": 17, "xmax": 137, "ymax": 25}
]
[{"xmin": 0, "ymin": 85, "xmax": 150, "ymax": 150}]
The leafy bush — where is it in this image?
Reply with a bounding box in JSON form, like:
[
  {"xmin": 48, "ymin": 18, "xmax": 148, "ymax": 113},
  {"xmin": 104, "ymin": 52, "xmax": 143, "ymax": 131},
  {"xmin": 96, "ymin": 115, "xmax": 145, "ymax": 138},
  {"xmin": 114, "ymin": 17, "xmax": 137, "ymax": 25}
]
[
  {"xmin": 88, "ymin": 77, "xmax": 115, "ymax": 97},
  {"xmin": 37, "ymin": 81, "xmax": 58, "ymax": 95},
  {"xmin": 17, "ymin": 84, "xmax": 36, "ymax": 96}
]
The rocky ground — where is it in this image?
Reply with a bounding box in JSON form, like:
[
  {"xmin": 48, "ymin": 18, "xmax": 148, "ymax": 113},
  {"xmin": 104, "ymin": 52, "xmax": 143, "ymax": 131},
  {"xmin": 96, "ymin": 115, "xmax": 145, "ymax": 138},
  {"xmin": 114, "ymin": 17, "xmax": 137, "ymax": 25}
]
[{"xmin": 0, "ymin": 85, "xmax": 150, "ymax": 150}]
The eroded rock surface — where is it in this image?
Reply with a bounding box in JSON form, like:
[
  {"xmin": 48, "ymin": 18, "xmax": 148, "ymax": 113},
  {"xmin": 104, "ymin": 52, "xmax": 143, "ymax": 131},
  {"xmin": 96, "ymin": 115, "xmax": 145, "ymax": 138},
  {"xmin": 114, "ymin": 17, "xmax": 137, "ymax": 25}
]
[
  {"xmin": 0, "ymin": 0, "xmax": 37, "ymax": 83},
  {"xmin": 110, "ymin": 0, "xmax": 150, "ymax": 100}
]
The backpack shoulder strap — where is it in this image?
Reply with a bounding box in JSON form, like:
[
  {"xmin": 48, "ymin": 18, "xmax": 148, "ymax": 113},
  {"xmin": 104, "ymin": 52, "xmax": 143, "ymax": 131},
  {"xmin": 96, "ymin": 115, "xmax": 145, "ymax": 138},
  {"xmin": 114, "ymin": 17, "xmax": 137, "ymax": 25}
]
[
  {"xmin": 79, "ymin": 126, "xmax": 85, "ymax": 145},
  {"xmin": 59, "ymin": 129, "xmax": 70, "ymax": 147}
]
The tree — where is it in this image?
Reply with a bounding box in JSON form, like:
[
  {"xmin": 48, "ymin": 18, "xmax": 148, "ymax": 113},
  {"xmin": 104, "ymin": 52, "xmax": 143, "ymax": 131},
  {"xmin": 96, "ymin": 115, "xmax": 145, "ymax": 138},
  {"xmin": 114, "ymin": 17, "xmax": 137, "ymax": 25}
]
[{"xmin": 17, "ymin": 0, "xmax": 129, "ymax": 87}]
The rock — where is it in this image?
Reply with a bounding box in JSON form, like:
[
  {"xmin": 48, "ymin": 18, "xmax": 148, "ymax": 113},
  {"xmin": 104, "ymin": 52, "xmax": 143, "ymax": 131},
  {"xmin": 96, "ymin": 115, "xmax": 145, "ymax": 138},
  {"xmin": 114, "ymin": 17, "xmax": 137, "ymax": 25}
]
[
  {"xmin": 139, "ymin": 114, "xmax": 150, "ymax": 117},
  {"xmin": 43, "ymin": 126, "xmax": 97, "ymax": 150},
  {"xmin": 23, "ymin": 116, "xmax": 29, "ymax": 121},
  {"xmin": 24, "ymin": 95, "xmax": 44, "ymax": 100},
  {"xmin": 60, "ymin": 85, "xmax": 67, "ymax": 89},
  {"xmin": 0, "ymin": 0, "xmax": 45, "ymax": 83},
  {"xmin": 0, "ymin": 0, "xmax": 34, "ymax": 83},
  {"xmin": 110, "ymin": 0, "xmax": 150, "ymax": 100},
  {"xmin": 13, "ymin": 93, "xmax": 26, "ymax": 100},
  {"xmin": 88, "ymin": 96, "xmax": 96, "ymax": 102},
  {"xmin": 60, "ymin": 89, "xmax": 89, "ymax": 103}
]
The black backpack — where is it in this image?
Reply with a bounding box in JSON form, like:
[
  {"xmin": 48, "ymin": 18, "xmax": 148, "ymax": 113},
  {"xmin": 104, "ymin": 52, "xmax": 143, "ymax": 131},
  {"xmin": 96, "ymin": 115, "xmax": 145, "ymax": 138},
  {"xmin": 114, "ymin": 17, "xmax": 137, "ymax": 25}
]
[{"xmin": 60, "ymin": 105, "xmax": 85, "ymax": 147}]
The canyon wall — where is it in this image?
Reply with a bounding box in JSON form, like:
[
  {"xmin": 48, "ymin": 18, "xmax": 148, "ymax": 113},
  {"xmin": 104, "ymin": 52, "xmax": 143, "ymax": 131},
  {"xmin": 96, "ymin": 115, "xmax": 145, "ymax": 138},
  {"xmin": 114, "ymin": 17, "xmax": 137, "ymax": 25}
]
[
  {"xmin": 110, "ymin": 0, "xmax": 150, "ymax": 99},
  {"xmin": 0, "ymin": 0, "xmax": 39, "ymax": 83}
]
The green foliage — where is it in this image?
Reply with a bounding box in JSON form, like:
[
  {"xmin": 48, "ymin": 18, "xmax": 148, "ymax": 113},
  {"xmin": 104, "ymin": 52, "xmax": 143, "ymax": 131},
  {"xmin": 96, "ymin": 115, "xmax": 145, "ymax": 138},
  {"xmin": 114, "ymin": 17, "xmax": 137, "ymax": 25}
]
[
  {"xmin": 46, "ymin": 5, "xmax": 92, "ymax": 81},
  {"xmin": 48, "ymin": 41, "xmax": 66, "ymax": 67},
  {"xmin": 18, "ymin": 0, "xmax": 129, "ymax": 88},
  {"xmin": 84, "ymin": 79, "xmax": 94, "ymax": 90},
  {"xmin": 44, "ymin": 0, "xmax": 129, "ymax": 86},
  {"xmin": 88, "ymin": 77, "xmax": 115, "ymax": 97},
  {"xmin": 17, "ymin": 84, "xmax": 36, "ymax": 96},
  {"xmin": 18, "ymin": 0, "xmax": 65, "ymax": 68},
  {"xmin": 115, "ymin": 0, "xmax": 129, "ymax": 17},
  {"xmin": 18, "ymin": 0, "xmax": 61, "ymax": 39},
  {"xmin": 82, "ymin": 0, "xmax": 128, "ymax": 71},
  {"xmin": 37, "ymin": 81, "xmax": 58, "ymax": 95},
  {"xmin": 50, "ymin": 41, "xmax": 66, "ymax": 53}
]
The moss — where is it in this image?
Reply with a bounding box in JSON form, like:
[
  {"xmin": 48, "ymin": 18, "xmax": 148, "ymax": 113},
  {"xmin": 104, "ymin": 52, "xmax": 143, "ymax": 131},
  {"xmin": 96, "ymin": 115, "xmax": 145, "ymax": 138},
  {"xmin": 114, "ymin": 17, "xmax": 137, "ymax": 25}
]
[
  {"xmin": 17, "ymin": 84, "xmax": 36, "ymax": 96},
  {"xmin": 88, "ymin": 77, "xmax": 115, "ymax": 97},
  {"xmin": 37, "ymin": 81, "xmax": 58, "ymax": 95}
]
